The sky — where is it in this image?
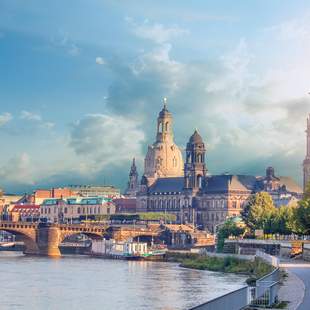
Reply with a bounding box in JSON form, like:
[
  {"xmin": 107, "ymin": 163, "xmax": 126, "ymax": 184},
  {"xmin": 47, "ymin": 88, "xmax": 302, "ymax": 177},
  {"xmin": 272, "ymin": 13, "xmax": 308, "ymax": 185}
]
[{"xmin": 1, "ymin": 0, "xmax": 310, "ymax": 193}]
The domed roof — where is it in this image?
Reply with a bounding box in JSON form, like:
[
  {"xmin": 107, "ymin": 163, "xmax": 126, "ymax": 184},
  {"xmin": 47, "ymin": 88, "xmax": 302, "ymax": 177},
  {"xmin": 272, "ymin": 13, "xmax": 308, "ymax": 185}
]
[
  {"xmin": 189, "ymin": 129, "xmax": 203, "ymax": 144},
  {"xmin": 144, "ymin": 142, "xmax": 184, "ymax": 180}
]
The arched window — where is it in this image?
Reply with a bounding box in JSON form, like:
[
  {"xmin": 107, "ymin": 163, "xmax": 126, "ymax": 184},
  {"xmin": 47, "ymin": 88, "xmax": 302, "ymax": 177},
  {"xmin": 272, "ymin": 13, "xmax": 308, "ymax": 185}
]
[
  {"xmin": 186, "ymin": 152, "xmax": 191, "ymax": 163},
  {"xmin": 158, "ymin": 122, "xmax": 163, "ymax": 133},
  {"xmin": 197, "ymin": 175, "xmax": 202, "ymax": 188},
  {"xmin": 165, "ymin": 122, "xmax": 169, "ymax": 131}
]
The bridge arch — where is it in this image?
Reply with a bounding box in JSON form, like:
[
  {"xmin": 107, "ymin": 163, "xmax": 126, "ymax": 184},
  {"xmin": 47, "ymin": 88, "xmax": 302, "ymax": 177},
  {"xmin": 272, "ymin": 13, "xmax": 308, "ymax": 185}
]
[
  {"xmin": 0, "ymin": 225, "xmax": 39, "ymax": 255},
  {"xmin": 59, "ymin": 231, "xmax": 105, "ymax": 244}
]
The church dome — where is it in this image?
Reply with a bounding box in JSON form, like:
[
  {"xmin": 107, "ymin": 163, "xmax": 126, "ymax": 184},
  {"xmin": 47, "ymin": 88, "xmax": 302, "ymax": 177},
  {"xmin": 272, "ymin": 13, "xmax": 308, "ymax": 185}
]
[
  {"xmin": 143, "ymin": 99, "xmax": 184, "ymax": 184},
  {"xmin": 144, "ymin": 141, "xmax": 183, "ymax": 180}
]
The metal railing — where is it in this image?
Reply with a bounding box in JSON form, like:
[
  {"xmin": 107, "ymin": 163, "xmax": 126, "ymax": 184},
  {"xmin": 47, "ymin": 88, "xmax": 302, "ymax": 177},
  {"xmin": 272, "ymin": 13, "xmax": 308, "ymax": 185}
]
[
  {"xmin": 250, "ymin": 268, "xmax": 280, "ymax": 307},
  {"xmin": 256, "ymin": 249, "xmax": 279, "ymax": 267},
  {"xmin": 189, "ymin": 285, "xmax": 249, "ymax": 310}
]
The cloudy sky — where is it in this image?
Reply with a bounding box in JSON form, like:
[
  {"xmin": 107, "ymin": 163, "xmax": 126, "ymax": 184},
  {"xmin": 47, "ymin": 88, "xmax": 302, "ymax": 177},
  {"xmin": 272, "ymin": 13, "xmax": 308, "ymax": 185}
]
[{"xmin": 1, "ymin": 0, "xmax": 310, "ymax": 193}]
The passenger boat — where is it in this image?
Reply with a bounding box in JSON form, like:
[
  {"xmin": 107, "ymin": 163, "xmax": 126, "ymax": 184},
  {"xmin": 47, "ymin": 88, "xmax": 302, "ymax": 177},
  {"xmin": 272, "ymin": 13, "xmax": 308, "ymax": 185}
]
[{"xmin": 0, "ymin": 242, "xmax": 15, "ymax": 248}]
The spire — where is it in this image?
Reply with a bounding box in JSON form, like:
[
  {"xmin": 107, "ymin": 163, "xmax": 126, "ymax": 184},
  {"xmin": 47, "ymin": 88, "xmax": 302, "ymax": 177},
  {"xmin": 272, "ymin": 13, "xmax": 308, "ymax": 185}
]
[
  {"xmin": 130, "ymin": 157, "xmax": 137, "ymax": 175},
  {"xmin": 163, "ymin": 97, "xmax": 168, "ymax": 110},
  {"xmin": 125, "ymin": 158, "xmax": 139, "ymax": 196}
]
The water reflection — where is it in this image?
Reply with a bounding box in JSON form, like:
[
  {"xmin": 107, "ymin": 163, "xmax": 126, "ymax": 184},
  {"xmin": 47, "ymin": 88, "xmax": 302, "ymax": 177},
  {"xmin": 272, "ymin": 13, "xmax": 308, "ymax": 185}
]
[{"xmin": 0, "ymin": 252, "xmax": 246, "ymax": 310}]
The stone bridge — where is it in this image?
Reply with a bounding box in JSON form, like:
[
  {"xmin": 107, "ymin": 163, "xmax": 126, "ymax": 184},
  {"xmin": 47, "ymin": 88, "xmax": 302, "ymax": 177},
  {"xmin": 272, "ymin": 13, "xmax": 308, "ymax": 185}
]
[
  {"xmin": 0, "ymin": 221, "xmax": 107, "ymax": 257},
  {"xmin": 0, "ymin": 221, "xmax": 162, "ymax": 257}
]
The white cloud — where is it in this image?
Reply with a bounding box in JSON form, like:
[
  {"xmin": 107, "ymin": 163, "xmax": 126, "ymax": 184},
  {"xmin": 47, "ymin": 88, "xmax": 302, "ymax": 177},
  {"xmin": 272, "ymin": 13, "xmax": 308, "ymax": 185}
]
[
  {"xmin": 95, "ymin": 57, "xmax": 106, "ymax": 65},
  {"xmin": 0, "ymin": 153, "xmax": 35, "ymax": 185},
  {"xmin": 128, "ymin": 19, "xmax": 189, "ymax": 44},
  {"xmin": 102, "ymin": 17, "xmax": 310, "ymax": 184},
  {"xmin": 0, "ymin": 113, "xmax": 12, "ymax": 127},
  {"xmin": 20, "ymin": 110, "xmax": 42, "ymax": 121},
  {"xmin": 70, "ymin": 113, "xmax": 145, "ymax": 173},
  {"xmin": 19, "ymin": 110, "xmax": 55, "ymax": 130}
]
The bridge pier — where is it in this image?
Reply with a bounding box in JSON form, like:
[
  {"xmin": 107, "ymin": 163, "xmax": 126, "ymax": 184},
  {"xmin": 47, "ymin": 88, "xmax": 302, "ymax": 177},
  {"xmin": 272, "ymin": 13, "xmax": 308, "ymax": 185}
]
[{"xmin": 37, "ymin": 226, "xmax": 61, "ymax": 257}]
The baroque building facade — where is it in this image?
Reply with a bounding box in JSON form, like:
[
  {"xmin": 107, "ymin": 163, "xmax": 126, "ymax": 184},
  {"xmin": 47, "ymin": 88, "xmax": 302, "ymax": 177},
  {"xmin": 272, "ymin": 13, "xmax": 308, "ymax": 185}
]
[{"xmin": 131, "ymin": 100, "xmax": 302, "ymax": 233}]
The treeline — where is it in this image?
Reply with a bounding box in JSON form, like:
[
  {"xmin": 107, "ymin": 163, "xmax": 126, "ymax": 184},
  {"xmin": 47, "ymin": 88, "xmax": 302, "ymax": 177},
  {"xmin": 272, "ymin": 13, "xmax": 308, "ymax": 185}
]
[{"xmin": 217, "ymin": 185, "xmax": 310, "ymax": 251}]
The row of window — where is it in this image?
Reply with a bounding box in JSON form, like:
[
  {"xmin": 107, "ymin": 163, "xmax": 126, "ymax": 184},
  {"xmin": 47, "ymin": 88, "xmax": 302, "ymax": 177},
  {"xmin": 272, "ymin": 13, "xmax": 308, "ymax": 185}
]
[
  {"xmin": 149, "ymin": 198, "xmax": 181, "ymax": 209},
  {"xmin": 201, "ymin": 200, "xmax": 244, "ymax": 209},
  {"xmin": 41, "ymin": 206, "xmax": 109, "ymax": 215}
]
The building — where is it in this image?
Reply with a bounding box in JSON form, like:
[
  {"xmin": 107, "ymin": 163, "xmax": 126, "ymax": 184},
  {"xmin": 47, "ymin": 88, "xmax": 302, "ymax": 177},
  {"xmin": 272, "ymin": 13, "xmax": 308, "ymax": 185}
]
[
  {"xmin": 113, "ymin": 198, "xmax": 137, "ymax": 214},
  {"xmin": 68, "ymin": 185, "xmax": 121, "ymax": 198},
  {"xmin": 303, "ymin": 114, "xmax": 310, "ymax": 191},
  {"xmin": 21, "ymin": 188, "xmax": 75, "ymax": 205},
  {"xmin": 0, "ymin": 192, "xmax": 24, "ymax": 218},
  {"xmin": 40, "ymin": 197, "xmax": 116, "ymax": 223},
  {"xmin": 125, "ymin": 158, "xmax": 139, "ymax": 197},
  {"xmin": 135, "ymin": 100, "xmax": 302, "ymax": 233},
  {"xmin": 10, "ymin": 204, "xmax": 40, "ymax": 222}
]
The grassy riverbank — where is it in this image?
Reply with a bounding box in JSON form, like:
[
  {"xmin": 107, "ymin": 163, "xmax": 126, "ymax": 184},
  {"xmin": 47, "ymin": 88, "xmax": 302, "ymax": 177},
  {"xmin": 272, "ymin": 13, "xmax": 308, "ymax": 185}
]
[{"xmin": 165, "ymin": 252, "xmax": 274, "ymax": 283}]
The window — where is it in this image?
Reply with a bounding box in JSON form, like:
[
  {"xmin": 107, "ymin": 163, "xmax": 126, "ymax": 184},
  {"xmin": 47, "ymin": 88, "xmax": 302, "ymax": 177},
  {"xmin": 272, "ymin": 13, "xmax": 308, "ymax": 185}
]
[
  {"xmin": 232, "ymin": 201, "xmax": 237, "ymax": 209},
  {"xmin": 77, "ymin": 207, "xmax": 81, "ymax": 214},
  {"xmin": 197, "ymin": 175, "xmax": 202, "ymax": 188},
  {"xmin": 64, "ymin": 207, "xmax": 68, "ymax": 214}
]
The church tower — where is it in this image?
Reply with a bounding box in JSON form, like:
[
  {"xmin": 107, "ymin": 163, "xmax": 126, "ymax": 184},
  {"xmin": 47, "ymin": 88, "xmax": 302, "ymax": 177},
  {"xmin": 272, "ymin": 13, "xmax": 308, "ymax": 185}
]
[
  {"xmin": 125, "ymin": 158, "xmax": 139, "ymax": 197},
  {"xmin": 143, "ymin": 98, "xmax": 183, "ymax": 185},
  {"xmin": 303, "ymin": 115, "xmax": 310, "ymax": 191},
  {"xmin": 156, "ymin": 98, "xmax": 173, "ymax": 144},
  {"xmin": 184, "ymin": 129, "xmax": 207, "ymax": 193}
]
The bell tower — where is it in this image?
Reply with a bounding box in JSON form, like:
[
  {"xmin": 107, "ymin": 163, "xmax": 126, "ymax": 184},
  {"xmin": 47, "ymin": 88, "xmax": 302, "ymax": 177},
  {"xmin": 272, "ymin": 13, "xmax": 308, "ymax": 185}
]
[
  {"xmin": 303, "ymin": 114, "xmax": 310, "ymax": 191},
  {"xmin": 184, "ymin": 129, "xmax": 207, "ymax": 193},
  {"xmin": 125, "ymin": 158, "xmax": 139, "ymax": 197}
]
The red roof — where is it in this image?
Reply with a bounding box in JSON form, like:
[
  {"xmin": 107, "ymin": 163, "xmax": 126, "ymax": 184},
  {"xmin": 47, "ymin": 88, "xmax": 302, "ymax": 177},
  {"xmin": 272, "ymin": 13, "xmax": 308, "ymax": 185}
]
[{"xmin": 12, "ymin": 204, "xmax": 40, "ymax": 214}]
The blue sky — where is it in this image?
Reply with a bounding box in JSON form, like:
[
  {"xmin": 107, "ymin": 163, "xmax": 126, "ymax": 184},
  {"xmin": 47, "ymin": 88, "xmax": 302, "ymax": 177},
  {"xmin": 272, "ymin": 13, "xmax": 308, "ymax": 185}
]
[{"xmin": 1, "ymin": 0, "xmax": 310, "ymax": 193}]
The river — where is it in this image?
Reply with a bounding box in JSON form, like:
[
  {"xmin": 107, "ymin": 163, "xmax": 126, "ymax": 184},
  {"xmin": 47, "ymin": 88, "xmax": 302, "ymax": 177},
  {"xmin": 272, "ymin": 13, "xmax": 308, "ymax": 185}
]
[{"xmin": 0, "ymin": 252, "xmax": 247, "ymax": 310}]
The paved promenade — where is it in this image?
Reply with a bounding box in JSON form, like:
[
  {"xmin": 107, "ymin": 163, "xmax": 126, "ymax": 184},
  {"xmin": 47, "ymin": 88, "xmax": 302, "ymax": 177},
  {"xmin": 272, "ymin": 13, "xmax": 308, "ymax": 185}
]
[{"xmin": 279, "ymin": 261, "xmax": 308, "ymax": 310}]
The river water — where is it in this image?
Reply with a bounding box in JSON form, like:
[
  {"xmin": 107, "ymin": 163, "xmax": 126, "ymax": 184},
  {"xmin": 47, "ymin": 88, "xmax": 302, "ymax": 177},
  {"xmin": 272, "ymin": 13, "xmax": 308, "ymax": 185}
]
[{"xmin": 0, "ymin": 252, "xmax": 247, "ymax": 310}]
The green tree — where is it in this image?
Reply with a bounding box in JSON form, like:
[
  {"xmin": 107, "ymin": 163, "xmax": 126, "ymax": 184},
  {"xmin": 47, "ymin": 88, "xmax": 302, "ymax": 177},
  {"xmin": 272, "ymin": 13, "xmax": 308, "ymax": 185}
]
[
  {"xmin": 217, "ymin": 218, "xmax": 245, "ymax": 252},
  {"xmin": 303, "ymin": 181, "xmax": 310, "ymax": 200},
  {"xmin": 241, "ymin": 192, "xmax": 276, "ymax": 234},
  {"xmin": 273, "ymin": 205, "xmax": 294, "ymax": 235},
  {"xmin": 293, "ymin": 199, "xmax": 310, "ymax": 234}
]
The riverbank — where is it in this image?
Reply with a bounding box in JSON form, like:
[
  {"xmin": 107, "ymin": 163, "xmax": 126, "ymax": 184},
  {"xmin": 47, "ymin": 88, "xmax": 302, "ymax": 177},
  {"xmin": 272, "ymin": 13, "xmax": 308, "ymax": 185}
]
[{"xmin": 165, "ymin": 252, "xmax": 274, "ymax": 284}]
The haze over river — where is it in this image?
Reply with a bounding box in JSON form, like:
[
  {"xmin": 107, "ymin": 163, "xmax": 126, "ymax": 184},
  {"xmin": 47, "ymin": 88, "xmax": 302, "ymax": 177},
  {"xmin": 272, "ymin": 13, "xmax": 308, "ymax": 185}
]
[{"xmin": 0, "ymin": 252, "xmax": 247, "ymax": 310}]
